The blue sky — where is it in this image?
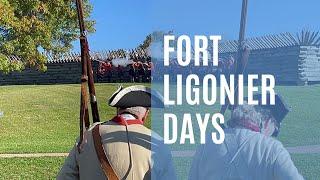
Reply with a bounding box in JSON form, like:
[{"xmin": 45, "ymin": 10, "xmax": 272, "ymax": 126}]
[{"xmin": 72, "ymin": 0, "xmax": 320, "ymax": 52}]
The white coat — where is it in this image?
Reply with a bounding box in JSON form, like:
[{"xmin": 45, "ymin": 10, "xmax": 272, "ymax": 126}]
[{"xmin": 189, "ymin": 128, "xmax": 303, "ymax": 180}]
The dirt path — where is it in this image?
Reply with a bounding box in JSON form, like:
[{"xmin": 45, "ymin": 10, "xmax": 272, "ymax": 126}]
[
  {"xmin": 0, "ymin": 145, "xmax": 319, "ymax": 158},
  {"xmin": 286, "ymin": 144, "xmax": 320, "ymax": 154},
  {"xmin": 172, "ymin": 145, "xmax": 320, "ymax": 157}
]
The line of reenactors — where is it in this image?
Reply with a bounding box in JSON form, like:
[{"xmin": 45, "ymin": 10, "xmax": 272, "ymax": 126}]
[{"xmin": 98, "ymin": 60, "xmax": 154, "ymax": 83}]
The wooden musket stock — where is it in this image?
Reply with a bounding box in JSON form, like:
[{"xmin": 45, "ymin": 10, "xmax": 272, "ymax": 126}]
[{"xmin": 75, "ymin": 0, "xmax": 100, "ymax": 152}]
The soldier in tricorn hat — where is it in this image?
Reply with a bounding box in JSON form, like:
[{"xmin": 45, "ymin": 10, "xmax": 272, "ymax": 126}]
[
  {"xmin": 58, "ymin": 85, "xmax": 176, "ymax": 180},
  {"xmin": 189, "ymin": 93, "xmax": 304, "ymax": 180}
]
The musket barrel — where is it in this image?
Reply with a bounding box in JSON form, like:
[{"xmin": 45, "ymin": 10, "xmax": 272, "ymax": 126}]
[
  {"xmin": 86, "ymin": 42, "xmax": 100, "ymax": 123},
  {"xmin": 238, "ymin": 0, "xmax": 248, "ymax": 44},
  {"xmin": 234, "ymin": 0, "xmax": 249, "ymax": 107},
  {"xmin": 76, "ymin": 0, "xmax": 100, "ymax": 151},
  {"xmin": 75, "ymin": 0, "xmax": 86, "ymax": 36},
  {"xmin": 220, "ymin": 0, "xmax": 249, "ymax": 115}
]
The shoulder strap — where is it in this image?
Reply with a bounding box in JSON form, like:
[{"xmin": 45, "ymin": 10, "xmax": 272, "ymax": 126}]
[{"xmin": 92, "ymin": 124, "xmax": 119, "ymax": 180}]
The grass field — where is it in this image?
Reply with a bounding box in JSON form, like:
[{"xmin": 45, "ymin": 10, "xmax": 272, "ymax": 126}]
[
  {"xmin": 0, "ymin": 83, "xmax": 149, "ymax": 153},
  {"xmin": 0, "ymin": 83, "xmax": 319, "ymax": 179},
  {"xmin": 0, "ymin": 157, "xmax": 65, "ymax": 179}
]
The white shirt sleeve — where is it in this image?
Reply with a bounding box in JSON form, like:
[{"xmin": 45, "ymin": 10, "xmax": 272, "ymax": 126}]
[
  {"xmin": 151, "ymin": 137, "xmax": 177, "ymax": 180},
  {"xmin": 158, "ymin": 152, "xmax": 177, "ymax": 180},
  {"xmin": 273, "ymin": 143, "xmax": 304, "ymax": 180},
  {"xmin": 188, "ymin": 145, "xmax": 205, "ymax": 180},
  {"xmin": 57, "ymin": 145, "xmax": 79, "ymax": 180}
]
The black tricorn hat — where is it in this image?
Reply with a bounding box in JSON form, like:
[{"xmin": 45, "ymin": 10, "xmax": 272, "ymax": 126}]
[
  {"xmin": 229, "ymin": 93, "xmax": 290, "ymax": 123},
  {"xmin": 252, "ymin": 93, "xmax": 290, "ymax": 123},
  {"xmin": 108, "ymin": 85, "xmax": 164, "ymax": 108}
]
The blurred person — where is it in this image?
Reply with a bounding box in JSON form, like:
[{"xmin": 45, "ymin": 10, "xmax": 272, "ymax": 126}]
[
  {"xmin": 98, "ymin": 61, "xmax": 112, "ymax": 82},
  {"xmin": 129, "ymin": 63, "xmax": 136, "ymax": 83},
  {"xmin": 189, "ymin": 94, "xmax": 304, "ymax": 180},
  {"xmin": 116, "ymin": 65, "xmax": 124, "ymax": 82},
  {"xmin": 146, "ymin": 61, "xmax": 154, "ymax": 82}
]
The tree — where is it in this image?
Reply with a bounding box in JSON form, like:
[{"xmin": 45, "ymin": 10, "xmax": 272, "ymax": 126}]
[
  {"xmin": 139, "ymin": 31, "xmax": 172, "ymax": 50},
  {"xmin": 0, "ymin": 0, "xmax": 95, "ymax": 73},
  {"xmin": 139, "ymin": 34, "xmax": 151, "ymax": 50}
]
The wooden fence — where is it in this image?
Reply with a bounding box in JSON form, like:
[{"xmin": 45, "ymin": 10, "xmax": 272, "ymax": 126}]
[
  {"xmin": 217, "ymin": 33, "xmax": 320, "ymax": 85},
  {"xmin": 1, "ymin": 32, "xmax": 320, "ymax": 85}
]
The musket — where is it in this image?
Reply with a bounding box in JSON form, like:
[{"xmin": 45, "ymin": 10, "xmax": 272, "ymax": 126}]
[
  {"xmin": 75, "ymin": 0, "xmax": 100, "ymax": 152},
  {"xmin": 220, "ymin": 0, "xmax": 250, "ymax": 115}
]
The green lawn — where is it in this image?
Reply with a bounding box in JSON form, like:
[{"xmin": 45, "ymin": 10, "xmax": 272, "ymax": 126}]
[
  {"xmin": 0, "ymin": 83, "xmax": 319, "ymax": 179},
  {"xmin": 275, "ymin": 85, "xmax": 320, "ymax": 147},
  {"xmin": 291, "ymin": 153, "xmax": 320, "ymax": 180},
  {"xmin": 0, "ymin": 157, "xmax": 65, "ymax": 179},
  {"xmin": 0, "ymin": 155, "xmax": 318, "ymax": 179},
  {"xmin": 0, "ymin": 83, "xmax": 149, "ymax": 153}
]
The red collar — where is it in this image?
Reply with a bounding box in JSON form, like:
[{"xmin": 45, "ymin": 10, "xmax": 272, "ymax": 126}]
[
  {"xmin": 237, "ymin": 119, "xmax": 260, "ymax": 132},
  {"xmin": 111, "ymin": 115, "xmax": 144, "ymax": 126}
]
